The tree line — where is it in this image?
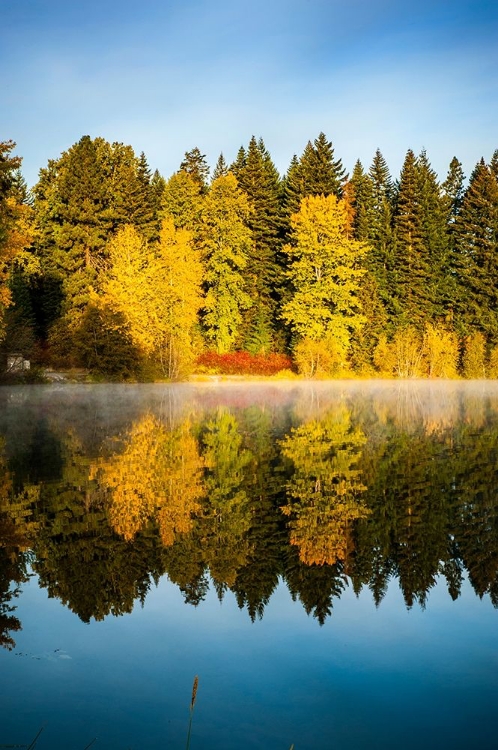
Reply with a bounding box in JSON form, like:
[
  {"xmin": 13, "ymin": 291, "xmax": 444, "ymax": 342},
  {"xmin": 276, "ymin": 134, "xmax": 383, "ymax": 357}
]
[{"xmin": 1, "ymin": 133, "xmax": 497, "ymax": 379}]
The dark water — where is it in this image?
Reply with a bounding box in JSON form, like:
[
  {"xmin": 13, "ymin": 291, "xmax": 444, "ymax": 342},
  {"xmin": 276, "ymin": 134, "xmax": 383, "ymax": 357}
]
[{"xmin": 0, "ymin": 381, "xmax": 497, "ymax": 749}]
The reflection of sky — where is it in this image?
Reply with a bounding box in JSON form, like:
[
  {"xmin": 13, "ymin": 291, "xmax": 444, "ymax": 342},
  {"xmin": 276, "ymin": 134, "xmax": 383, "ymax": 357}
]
[
  {"xmin": 2, "ymin": 0, "xmax": 497, "ymax": 187},
  {"xmin": 1, "ymin": 573, "xmax": 497, "ymax": 749}
]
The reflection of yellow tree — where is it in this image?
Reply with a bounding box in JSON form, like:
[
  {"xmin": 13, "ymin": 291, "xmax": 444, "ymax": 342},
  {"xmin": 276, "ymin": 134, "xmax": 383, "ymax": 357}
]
[
  {"xmin": 90, "ymin": 414, "xmax": 204, "ymax": 545},
  {"xmin": 200, "ymin": 409, "xmax": 253, "ymax": 586},
  {"xmin": 0, "ymin": 440, "xmax": 39, "ymax": 649},
  {"xmin": 281, "ymin": 405, "xmax": 369, "ymax": 566}
]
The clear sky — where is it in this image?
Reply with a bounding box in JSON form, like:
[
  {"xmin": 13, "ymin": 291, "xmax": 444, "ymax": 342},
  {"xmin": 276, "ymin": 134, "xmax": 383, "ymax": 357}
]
[{"xmin": 2, "ymin": 0, "xmax": 497, "ymax": 187}]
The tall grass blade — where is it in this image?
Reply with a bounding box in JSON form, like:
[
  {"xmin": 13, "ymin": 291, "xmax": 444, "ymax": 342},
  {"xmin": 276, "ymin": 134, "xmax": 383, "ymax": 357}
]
[
  {"xmin": 26, "ymin": 727, "xmax": 44, "ymax": 750},
  {"xmin": 185, "ymin": 675, "xmax": 199, "ymax": 750}
]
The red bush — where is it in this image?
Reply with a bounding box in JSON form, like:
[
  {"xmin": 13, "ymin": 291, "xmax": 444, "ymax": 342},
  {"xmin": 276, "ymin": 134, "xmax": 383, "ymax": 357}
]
[{"xmin": 196, "ymin": 351, "xmax": 294, "ymax": 376}]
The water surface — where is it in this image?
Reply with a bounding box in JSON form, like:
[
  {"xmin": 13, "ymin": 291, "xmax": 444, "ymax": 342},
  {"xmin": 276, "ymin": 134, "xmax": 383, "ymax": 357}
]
[{"xmin": 1, "ymin": 381, "xmax": 497, "ymax": 749}]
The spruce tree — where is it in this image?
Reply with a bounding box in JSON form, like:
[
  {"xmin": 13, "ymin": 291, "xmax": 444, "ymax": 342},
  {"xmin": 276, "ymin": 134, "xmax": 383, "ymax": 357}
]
[
  {"xmin": 212, "ymin": 153, "xmax": 228, "ymax": 180},
  {"xmin": 180, "ymin": 147, "xmax": 210, "ymax": 193},
  {"xmin": 234, "ymin": 136, "xmax": 283, "ymax": 352},
  {"xmin": 350, "ymin": 160, "xmax": 373, "ymax": 242},
  {"xmin": 453, "ymin": 159, "xmax": 498, "ymax": 340},
  {"xmin": 416, "ymin": 150, "xmax": 450, "ymax": 319},
  {"xmin": 391, "ymin": 149, "xmax": 428, "ymax": 325}
]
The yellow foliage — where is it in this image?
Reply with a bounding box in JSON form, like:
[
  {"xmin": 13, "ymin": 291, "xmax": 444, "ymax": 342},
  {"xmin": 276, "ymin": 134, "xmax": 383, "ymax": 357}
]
[
  {"xmin": 423, "ymin": 323, "xmax": 459, "ymax": 378},
  {"xmin": 96, "ymin": 221, "xmax": 203, "ymax": 378},
  {"xmin": 281, "ymin": 405, "xmax": 369, "ymax": 566},
  {"xmin": 90, "ymin": 414, "xmax": 204, "ymax": 544}
]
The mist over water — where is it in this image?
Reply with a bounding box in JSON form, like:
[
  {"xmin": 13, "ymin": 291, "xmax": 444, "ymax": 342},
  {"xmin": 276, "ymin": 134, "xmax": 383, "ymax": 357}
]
[{"xmin": 1, "ymin": 380, "xmax": 498, "ymax": 749}]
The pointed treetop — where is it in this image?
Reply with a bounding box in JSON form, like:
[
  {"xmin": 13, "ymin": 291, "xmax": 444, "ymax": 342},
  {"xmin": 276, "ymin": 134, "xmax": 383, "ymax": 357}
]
[
  {"xmin": 212, "ymin": 153, "xmax": 228, "ymax": 181},
  {"xmin": 180, "ymin": 147, "xmax": 210, "ymax": 192}
]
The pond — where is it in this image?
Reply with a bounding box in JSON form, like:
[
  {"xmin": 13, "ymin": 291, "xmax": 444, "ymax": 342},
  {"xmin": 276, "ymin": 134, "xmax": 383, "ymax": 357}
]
[{"xmin": 0, "ymin": 380, "xmax": 497, "ymax": 749}]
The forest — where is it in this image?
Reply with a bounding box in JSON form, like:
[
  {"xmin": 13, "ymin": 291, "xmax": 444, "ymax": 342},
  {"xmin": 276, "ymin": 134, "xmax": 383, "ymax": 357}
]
[{"xmin": 0, "ymin": 133, "xmax": 497, "ymax": 380}]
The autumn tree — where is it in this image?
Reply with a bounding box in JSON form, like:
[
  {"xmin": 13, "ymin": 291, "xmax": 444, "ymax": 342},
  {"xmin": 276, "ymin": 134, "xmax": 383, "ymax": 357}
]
[
  {"xmin": 280, "ymin": 405, "xmax": 368, "ymax": 566},
  {"xmin": 281, "ymin": 194, "xmax": 368, "ymax": 374},
  {"xmin": 0, "ymin": 141, "xmax": 33, "ymax": 341}
]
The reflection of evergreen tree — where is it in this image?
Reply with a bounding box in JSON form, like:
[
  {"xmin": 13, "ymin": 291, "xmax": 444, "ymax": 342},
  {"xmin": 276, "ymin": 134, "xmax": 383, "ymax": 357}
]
[
  {"xmin": 231, "ymin": 406, "xmax": 288, "ymax": 620},
  {"xmin": 450, "ymin": 422, "xmax": 498, "ymax": 601},
  {"xmin": 284, "ymin": 546, "xmax": 347, "ymax": 625}
]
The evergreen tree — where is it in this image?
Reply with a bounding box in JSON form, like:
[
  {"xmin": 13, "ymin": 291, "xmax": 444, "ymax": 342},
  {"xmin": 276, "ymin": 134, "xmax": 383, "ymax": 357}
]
[
  {"xmin": 160, "ymin": 170, "xmax": 203, "ymax": 233},
  {"xmin": 453, "ymin": 159, "xmax": 498, "ymax": 339},
  {"xmin": 391, "ymin": 149, "xmax": 428, "ymax": 325},
  {"xmin": 229, "ymin": 146, "xmax": 247, "ymax": 180},
  {"xmin": 416, "ymin": 150, "xmax": 450, "ymax": 318},
  {"xmin": 233, "ymin": 136, "xmax": 283, "ymax": 352},
  {"xmin": 212, "ymin": 153, "xmax": 228, "ymax": 180},
  {"xmin": 350, "ymin": 160, "xmax": 373, "ymax": 242},
  {"xmin": 180, "ymin": 147, "xmax": 210, "ymax": 193},
  {"xmin": 200, "ymin": 174, "xmax": 253, "ymax": 353}
]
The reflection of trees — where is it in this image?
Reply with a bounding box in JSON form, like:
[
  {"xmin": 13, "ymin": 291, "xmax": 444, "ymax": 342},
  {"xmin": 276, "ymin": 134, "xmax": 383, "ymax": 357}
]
[
  {"xmin": 231, "ymin": 406, "xmax": 288, "ymax": 620},
  {"xmin": 281, "ymin": 404, "xmax": 369, "ymax": 566},
  {"xmin": 0, "ymin": 442, "xmax": 38, "ymax": 649},
  {"xmin": 3, "ymin": 389, "xmax": 498, "ymax": 627},
  {"xmin": 90, "ymin": 413, "xmax": 204, "ymax": 546},
  {"xmin": 199, "ymin": 409, "xmax": 253, "ymax": 587}
]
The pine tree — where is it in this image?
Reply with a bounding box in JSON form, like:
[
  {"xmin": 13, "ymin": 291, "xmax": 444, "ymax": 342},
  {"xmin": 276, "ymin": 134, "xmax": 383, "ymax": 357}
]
[
  {"xmin": 416, "ymin": 150, "xmax": 450, "ymax": 319},
  {"xmin": 212, "ymin": 153, "xmax": 228, "ymax": 180},
  {"xmin": 391, "ymin": 149, "xmax": 428, "ymax": 325},
  {"xmin": 160, "ymin": 170, "xmax": 203, "ymax": 233},
  {"xmin": 180, "ymin": 147, "xmax": 210, "ymax": 193},
  {"xmin": 298, "ymin": 133, "xmax": 347, "ymax": 199},
  {"xmin": 200, "ymin": 174, "xmax": 253, "ymax": 353},
  {"xmin": 349, "ymin": 160, "xmax": 373, "ymax": 242},
  {"xmin": 232, "ymin": 136, "xmax": 283, "ymax": 352},
  {"xmin": 453, "ymin": 159, "xmax": 498, "ymax": 339},
  {"xmin": 229, "ymin": 146, "xmax": 247, "ymax": 180}
]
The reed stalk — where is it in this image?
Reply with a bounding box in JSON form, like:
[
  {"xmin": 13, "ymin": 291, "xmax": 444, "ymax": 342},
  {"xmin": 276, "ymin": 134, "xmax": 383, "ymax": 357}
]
[{"xmin": 185, "ymin": 675, "xmax": 199, "ymax": 750}]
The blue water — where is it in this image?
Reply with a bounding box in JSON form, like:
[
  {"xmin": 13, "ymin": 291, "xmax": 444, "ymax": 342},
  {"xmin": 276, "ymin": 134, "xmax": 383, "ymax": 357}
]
[{"xmin": 2, "ymin": 571, "xmax": 497, "ymax": 749}]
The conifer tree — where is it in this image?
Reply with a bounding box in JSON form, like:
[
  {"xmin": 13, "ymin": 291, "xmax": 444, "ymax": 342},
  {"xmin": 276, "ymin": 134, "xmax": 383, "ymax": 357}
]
[
  {"xmin": 161, "ymin": 170, "xmax": 203, "ymax": 233},
  {"xmin": 180, "ymin": 147, "xmax": 210, "ymax": 193},
  {"xmin": 200, "ymin": 174, "xmax": 253, "ymax": 353},
  {"xmin": 282, "ymin": 134, "xmax": 347, "ymax": 233},
  {"xmin": 391, "ymin": 149, "xmax": 428, "ymax": 325},
  {"xmin": 416, "ymin": 150, "xmax": 450, "ymax": 318},
  {"xmin": 233, "ymin": 136, "xmax": 283, "ymax": 352},
  {"xmin": 453, "ymin": 159, "xmax": 498, "ymax": 339},
  {"xmin": 350, "ymin": 160, "xmax": 373, "ymax": 242},
  {"xmin": 212, "ymin": 153, "xmax": 228, "ymax": 180}
]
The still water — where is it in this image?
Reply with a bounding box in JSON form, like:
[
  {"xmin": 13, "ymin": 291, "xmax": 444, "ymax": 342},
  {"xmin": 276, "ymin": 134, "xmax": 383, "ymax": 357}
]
[{"xmin": 0, "ymin": 381, "xmax": 497, "ymax": 749}]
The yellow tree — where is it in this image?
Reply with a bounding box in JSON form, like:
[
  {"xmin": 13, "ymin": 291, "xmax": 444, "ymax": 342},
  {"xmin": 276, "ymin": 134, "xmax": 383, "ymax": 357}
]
[
  {"xmin": 96, "ymin": 219, "xmax": 203, "ymax": 378},
  {"xmin": 0, "ymin": 141, "xmax": 33, "ymax": 339},
  {"xmin": 281, "ymin": 194, "xmax": 368, "ymax": 375},
  {"xmin": 90, "ymin": 414, "xmax": 204, "ymax": 545},
  {"xmin": 280, "ymin": 405, "xmax": 369, "ymax": 566}
]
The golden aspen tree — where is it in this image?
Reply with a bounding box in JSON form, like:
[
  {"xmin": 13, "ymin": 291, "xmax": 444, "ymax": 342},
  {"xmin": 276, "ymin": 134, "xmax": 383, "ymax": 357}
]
[
  {"xmin": 96, "ymin": 219, "xmax": 203, "ymax": 378},
  {"xmin": 281, "ymin": 194, "xmax": 368, "ymax": 375}
]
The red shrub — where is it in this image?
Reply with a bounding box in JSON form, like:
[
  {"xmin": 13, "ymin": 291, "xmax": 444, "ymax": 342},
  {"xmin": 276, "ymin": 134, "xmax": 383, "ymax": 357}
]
[{"xmin": 196, "ymin": 351, "xmax": 294, "ymax": 376}]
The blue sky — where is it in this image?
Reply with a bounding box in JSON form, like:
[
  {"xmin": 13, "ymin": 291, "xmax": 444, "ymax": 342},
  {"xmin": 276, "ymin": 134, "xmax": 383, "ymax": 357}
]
[{"xmin": 2, "ymin": 0, "xmax": 497, "ymax": 187}]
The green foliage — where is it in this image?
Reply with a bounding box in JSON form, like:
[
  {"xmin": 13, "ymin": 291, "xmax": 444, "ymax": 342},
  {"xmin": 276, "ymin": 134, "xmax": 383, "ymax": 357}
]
[{"xmin": 201, "ymin": 174, "xmax": 253, "ymax": 353}]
